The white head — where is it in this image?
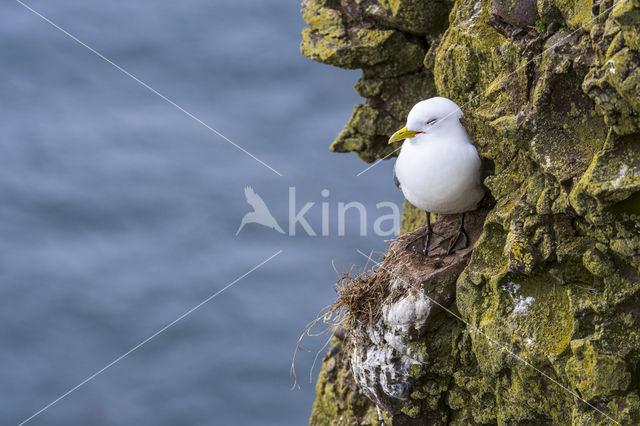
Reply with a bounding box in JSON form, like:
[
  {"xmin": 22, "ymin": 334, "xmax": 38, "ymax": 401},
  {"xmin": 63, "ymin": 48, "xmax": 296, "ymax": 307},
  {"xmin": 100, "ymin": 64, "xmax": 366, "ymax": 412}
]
[{"xmin": 389, "ymin": 97, "xmax": 463, "ymax": 143}]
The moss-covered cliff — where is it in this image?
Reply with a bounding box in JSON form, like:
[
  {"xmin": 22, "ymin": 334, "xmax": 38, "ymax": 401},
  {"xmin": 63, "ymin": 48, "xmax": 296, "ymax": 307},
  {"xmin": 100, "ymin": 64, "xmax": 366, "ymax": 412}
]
[{"xmin": 302, "ymin": 0, "xmax": 640, "ymax": 424}]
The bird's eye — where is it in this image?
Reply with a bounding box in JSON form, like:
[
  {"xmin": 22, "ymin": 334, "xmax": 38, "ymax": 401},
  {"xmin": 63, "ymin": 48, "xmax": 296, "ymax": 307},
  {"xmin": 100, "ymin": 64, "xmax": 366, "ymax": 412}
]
[{"xmin": 426, "ymin": 119, "xmax": 437, "ymax": 125}]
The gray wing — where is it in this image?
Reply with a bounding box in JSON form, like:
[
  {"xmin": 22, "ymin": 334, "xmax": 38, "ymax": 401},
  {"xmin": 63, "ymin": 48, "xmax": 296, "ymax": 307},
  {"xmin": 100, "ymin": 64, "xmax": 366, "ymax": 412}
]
[{"xmin": 393, "ymin": 162, "xmax": 401, "ymax": 190}]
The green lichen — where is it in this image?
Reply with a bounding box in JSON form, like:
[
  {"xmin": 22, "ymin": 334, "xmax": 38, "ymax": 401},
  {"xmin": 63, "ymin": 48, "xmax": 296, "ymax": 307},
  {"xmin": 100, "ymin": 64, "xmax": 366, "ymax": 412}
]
[
  {"xmin": 508, "ymin": 240, "xmax": 536, "ymax": 274},
  {"xmin": 582, "ymin": 0, "xmax": 640, "ymax": 135},
  {"xmin": 310, "ymin": 343, "xmax": 384, "ymax": 425},
  {"xmin": 536, "ymin": 18, "xmax": 547, "ymax": 33},
  {"xmin": 362, "ymin": 0, "xmax": 453, "ymax": 37},
  {"xmin": 565, "ymin": 339, "xmax": 631, "ymax": 401}
]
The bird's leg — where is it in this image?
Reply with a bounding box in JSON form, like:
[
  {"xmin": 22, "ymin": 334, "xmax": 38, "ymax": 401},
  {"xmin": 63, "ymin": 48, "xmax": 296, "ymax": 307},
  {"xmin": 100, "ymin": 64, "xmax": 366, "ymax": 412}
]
[
  {"xmin": 445, "ymin": 213, "xmax": 469, "ymax": 255},
  {"xmin": 405, "ymin": 212, "xmax": 433, "ymax": 255},
  {"xmin": 428, "ymin": 213, "xmax": 469, "ymax": 255},
  {"xmin": 423, "ymin": 212, "xmax": 432, "ymax": 256}
]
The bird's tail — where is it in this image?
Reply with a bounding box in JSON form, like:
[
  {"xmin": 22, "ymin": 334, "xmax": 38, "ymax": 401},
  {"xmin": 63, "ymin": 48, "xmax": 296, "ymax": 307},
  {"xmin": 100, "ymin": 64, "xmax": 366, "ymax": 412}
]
[
  {"xmin": 273, "ymin": 223, "xmax": 285, "ymax": 234},
  {"xmin": 235, "ymin": 217, "xmax": 247, "ymax": 236}
]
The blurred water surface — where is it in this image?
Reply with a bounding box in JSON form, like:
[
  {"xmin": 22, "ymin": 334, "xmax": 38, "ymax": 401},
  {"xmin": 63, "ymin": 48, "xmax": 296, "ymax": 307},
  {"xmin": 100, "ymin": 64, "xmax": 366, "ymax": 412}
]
[{"xmin": 0, "ymin": 1, "xmax": 402, "ymax": 424}]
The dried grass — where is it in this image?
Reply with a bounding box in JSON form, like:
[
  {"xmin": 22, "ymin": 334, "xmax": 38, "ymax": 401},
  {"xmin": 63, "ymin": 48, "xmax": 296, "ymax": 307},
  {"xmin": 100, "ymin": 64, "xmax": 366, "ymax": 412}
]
[{"xmin": 290, "ymin": 249, "xmax": 407, "ymax": 388}]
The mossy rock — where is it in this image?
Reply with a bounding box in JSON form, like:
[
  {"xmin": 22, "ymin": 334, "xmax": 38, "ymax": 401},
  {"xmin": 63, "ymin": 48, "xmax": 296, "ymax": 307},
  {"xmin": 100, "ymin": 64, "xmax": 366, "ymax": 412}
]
[{"xmin": 302, "ymin": 0, "xmax": 640, "ymax": 423}]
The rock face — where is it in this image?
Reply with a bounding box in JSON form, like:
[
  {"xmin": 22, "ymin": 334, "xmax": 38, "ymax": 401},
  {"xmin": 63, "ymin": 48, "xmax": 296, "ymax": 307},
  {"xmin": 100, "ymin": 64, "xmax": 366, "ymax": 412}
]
[
  {"xmin": 301, "ymin": 0, "xmax": 450, "ymax": 162},
  {"xmin": 349, "ymin": 206, "xmax": 489, "ymax": 425},
  {"xmin": 303, "ymin": 0, "xmax": 640, "ymax": 424}
]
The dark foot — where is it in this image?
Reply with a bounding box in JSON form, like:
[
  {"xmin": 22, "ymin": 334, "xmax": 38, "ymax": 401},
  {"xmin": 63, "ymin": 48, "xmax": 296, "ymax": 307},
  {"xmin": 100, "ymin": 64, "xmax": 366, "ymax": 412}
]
[
  {"xmin": 405, "ymin": 235, "xmax": 422, "ymax": 251},
  {"xmin": 427, "ymin": 229, "xmax": 468, "ymax": 255},
  {"xmin": 405, "ymin": 232, "xmax": 432, "ymax": 256},
  {"xmin": 445, "ymin": 228, "xmax": 469, "ymax": 255},
  {"xmin": 405, "ymin": 230, "xmax": 443, "ymax": 255},
  {"xmin": 426, "ymin": 213, "xmax": 469, "ymax": 256}
]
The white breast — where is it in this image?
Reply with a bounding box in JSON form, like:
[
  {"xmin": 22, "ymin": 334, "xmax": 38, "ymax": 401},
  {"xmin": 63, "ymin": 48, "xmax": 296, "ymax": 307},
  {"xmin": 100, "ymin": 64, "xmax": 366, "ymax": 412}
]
[{"xmin": 395, "ymin": 133, "xmax": 484, "ymax": 214}]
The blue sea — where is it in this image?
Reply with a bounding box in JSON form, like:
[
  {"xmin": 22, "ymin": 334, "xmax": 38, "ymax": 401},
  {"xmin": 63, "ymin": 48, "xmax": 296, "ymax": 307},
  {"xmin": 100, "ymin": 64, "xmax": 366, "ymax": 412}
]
[{"xmin": 0, "ymin": 1, "xmax": 403, "ymax": 424}]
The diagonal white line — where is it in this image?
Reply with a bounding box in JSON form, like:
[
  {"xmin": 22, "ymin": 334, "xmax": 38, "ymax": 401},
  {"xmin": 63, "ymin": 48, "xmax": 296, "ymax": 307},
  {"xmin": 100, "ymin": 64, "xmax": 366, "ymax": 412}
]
[
  {"xmin": 18, "ymin": 249, "xmax": 283, "ymax": 426},
  {"xmin": 15, "ymin": 0, "xmax": 283, "ymax": 177},
  {"xmin": 356, "ymin": 158, "xmax": 386, "ymax": 177},
  {"xmin": 355, "ymin": 249, "xmax": 619, "ymax": 425},
  {"xmin": 355, "ymin": 3, "xmax": 617, "ymax": 177}
]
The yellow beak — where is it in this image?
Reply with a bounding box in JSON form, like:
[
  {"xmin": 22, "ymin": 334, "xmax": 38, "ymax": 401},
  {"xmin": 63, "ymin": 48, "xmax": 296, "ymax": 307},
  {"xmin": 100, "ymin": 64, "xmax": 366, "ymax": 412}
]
[{"xmin": 388, "ymin": 126, "xmax": 419, "ymax": 144}]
